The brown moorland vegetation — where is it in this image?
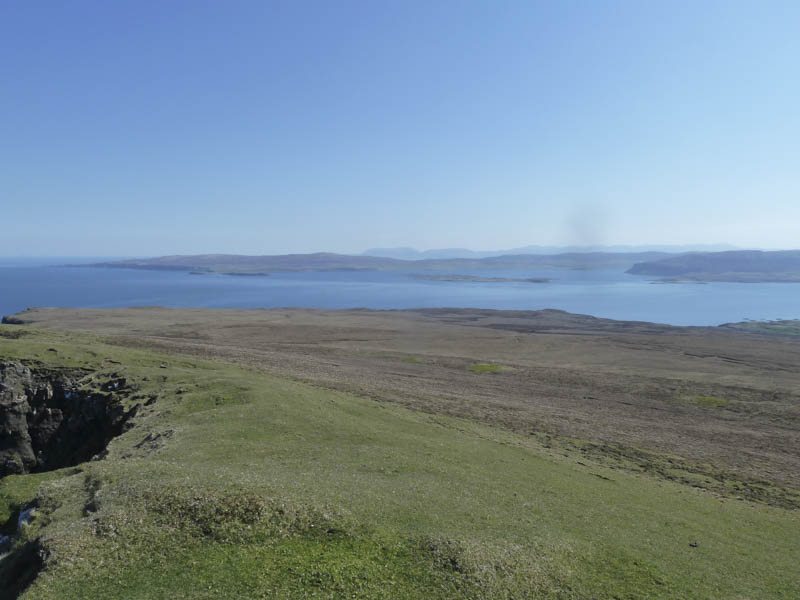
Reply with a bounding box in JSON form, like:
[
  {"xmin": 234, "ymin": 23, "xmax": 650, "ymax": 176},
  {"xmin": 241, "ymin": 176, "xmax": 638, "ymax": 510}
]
[{"xmin": 10, "ymin": 306, "xmax": 800, "ymax": 508}]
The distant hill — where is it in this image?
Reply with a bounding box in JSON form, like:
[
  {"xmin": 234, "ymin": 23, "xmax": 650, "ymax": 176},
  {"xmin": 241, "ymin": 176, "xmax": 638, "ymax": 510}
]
[
  {"xmin": 628, "ymin": 250, "xmax": 800, "ymax": 282},
  {"xmin": 363, "ymin": 247, "xmax": 482, "ymax": 260},
  {"xmin": 84, "ymin": 253, "xmax": 404, "ymax": 274},
  {"xmin": 364, "ymin": 244, "xmax": 738, "ymax": 260},
  {"xmin": 83, "ymin": 251, "xmax": 675, "ymax": 275}
]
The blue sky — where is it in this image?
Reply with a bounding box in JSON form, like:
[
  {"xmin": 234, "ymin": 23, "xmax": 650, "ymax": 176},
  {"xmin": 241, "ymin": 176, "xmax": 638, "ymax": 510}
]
[{"xmin": 2, "ymin": 1, "xmax": 798, "ymax": 256}]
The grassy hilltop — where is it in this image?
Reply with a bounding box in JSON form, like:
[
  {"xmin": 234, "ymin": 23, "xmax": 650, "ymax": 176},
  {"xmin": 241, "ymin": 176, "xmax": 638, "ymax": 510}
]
[{"xmin": 1, "ymin": 311, "xmax": 799, "ymax": 598}]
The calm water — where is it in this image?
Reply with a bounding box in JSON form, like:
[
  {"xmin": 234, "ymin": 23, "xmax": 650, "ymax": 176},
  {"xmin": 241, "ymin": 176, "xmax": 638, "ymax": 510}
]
[{"xmin": 1, "ymin": 261, "xmax": 798, "ymax": 326}]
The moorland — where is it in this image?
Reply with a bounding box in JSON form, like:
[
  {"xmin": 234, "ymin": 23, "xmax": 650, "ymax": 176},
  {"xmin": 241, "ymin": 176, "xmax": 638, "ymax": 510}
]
[{"xmin": 1, "ymin": 306, "xmax": 799, "ymax": 598}]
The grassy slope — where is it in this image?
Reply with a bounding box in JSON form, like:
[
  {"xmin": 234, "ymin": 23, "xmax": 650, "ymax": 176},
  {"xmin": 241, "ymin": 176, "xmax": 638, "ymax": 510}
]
[{"xmin": 1, "ymin": 325, "xmax": 798, "ymax": 599}]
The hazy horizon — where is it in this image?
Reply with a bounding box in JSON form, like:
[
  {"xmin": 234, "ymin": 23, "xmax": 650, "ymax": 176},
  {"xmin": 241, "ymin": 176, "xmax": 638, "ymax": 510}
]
[
  {"xmin": 3, "ymin": 2, "xmax": 798, "ymax": 256},
  {"xmin": 0, "ymin": 242, "xmax": 778, "ymax": 261}
]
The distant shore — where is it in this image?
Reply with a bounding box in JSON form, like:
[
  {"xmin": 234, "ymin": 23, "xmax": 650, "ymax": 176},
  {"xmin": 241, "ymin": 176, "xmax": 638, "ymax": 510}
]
[
  {"xmin": 650, "ymin": 274, "xmax": 800, "ymax": 283},
  {"xmin": 409, "ymin": 273, "xmax": 552, "ymax": 283},
  {"xmin": 74, "ymin": 250, "xmax": 674, "ymax": 275},
  {"xmin": 628, "ymin": 250, "xmax": 800, "ymax": 283}
]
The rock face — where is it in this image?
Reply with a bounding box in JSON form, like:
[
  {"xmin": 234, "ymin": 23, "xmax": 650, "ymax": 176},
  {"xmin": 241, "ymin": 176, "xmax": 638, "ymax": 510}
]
[{"xmin": 0, "ymin": 361, "xmax": 135, "ymax": 477}]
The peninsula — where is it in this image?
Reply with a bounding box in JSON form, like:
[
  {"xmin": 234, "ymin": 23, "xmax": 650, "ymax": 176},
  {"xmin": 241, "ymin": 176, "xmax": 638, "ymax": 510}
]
[{"xmin": 627, "ymin": 250, "xmax": 800, "ymax": 282}]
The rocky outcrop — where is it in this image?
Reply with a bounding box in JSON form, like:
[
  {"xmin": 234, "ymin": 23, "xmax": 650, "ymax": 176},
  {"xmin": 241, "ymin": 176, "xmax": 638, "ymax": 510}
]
[{"xmin": 0, "ymin": 361, "xmax": 137, "ymax": 477}]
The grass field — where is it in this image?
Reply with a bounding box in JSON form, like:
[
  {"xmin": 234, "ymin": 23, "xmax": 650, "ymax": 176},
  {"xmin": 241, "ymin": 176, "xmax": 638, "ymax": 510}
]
[{"xmin": 1, "ymin": 322, "xmax": 798, "ymax": 599}]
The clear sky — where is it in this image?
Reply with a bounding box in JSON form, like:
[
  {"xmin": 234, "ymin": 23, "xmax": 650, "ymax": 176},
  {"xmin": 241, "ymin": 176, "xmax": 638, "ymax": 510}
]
[{"xmin": 2, "ymin": 1, "xmax": 798, "ymax": 256}]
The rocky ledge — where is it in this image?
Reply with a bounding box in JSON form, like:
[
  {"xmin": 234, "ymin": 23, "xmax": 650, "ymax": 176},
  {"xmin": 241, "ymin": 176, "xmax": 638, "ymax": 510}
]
[{"xmin": 0, "ymin": 361, "xmax": 138, "ymax": 477}]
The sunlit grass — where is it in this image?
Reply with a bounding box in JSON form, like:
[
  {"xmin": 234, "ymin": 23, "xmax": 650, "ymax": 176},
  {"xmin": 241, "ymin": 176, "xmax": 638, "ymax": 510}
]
[
  {"xmin": 1, "ymin": 325, "xmax": 798, "ymax": 599},
  {"xmin": 468, "ymin": 363, "xmax": 503, "ymax": 373}
]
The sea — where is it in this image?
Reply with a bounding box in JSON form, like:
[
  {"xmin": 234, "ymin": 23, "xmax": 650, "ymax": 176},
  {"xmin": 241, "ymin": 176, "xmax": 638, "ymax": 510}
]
[{"xmin": 1, "ymin": 257, "xmax": 798, "ymax": 326}]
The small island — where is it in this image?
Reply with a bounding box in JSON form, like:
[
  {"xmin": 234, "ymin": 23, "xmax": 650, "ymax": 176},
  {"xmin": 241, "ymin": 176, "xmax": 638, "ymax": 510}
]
[
  {"xmin": 648, "ymin": 278, "xmax": 708, "ymax": 285},
  {"xmin": 409, "ymin": 273, "xmax": 552, "ymax": 283}
]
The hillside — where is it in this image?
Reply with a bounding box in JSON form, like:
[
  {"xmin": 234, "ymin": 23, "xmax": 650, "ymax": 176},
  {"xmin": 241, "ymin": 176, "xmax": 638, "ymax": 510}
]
[
  {"xmin": 84, "ymin": 253, "xmax": 405, "ymax": 274},
  {"xmin": 363, "ymin": 244, "xmax": 736, "ymax": 260},
  {"xmin": 84, "ymin": 251, "xmax": 673, "ymax": 275},
  {"xmin": 1, "ymin": 308, "xmax": 799, "ymax": 598},
  {"xmin": 627, "ymin": 250, "xmax": 800, "ymax": 282}
]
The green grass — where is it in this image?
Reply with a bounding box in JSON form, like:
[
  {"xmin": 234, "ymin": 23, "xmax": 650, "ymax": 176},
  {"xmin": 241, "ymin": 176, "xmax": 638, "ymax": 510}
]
[
  {"xmin": 0, "ymin": 472, "xmax": 69, "ymax": 536},
  {"xmin": 467, "ymin": 363, "xmax": 503, "ymax": 373},
  {"xmin": 679, "ymin": 395, "xmax": 729, "ymax": 409},
  {"xmin": 577, "ymin": 440, "xmax": 800, "ymax": 509},
  {"xmin": 1, "ymin": 325, "xmax": 799, "ymax": 598},
  {"xmin": 694, "ymin": 395, "xmax": 728, "ymax": 408}
]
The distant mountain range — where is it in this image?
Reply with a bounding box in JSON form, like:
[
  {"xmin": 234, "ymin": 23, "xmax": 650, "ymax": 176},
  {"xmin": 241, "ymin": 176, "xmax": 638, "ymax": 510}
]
[
  {"xmin": 362, "ymin": 244, "xmax": 738, "ymax": 260},
  {"xmin": 83, "ymin": 251, "xmax": 676, "ymax": 275},
  {"xmin": 628, "ymin": 250, "xmax": 800, "ymax": 282}
]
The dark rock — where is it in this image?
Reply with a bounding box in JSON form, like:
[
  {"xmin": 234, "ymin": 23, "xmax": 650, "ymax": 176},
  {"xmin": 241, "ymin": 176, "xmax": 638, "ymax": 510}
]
[
  {"xmin": 0, "ymin": 538, "xmax": 47, "ymax": 598},
  {"xmin": 0, "ymin": 361, "xmax": 138, "ymax": 477}
]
